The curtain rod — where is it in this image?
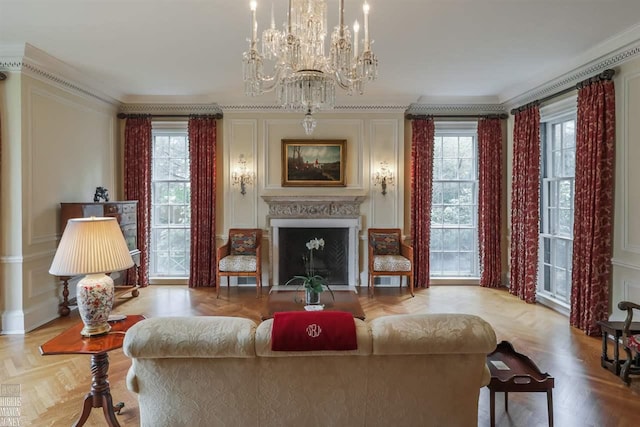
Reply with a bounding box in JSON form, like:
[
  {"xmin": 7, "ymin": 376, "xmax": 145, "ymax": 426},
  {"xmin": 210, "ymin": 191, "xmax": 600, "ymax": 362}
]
[
  {"xmin": 404, "ymin": 113, "xmax": 508, "ymax": 120},
  {"xmin": 510, "ymin": 69, "xmax": 615, "ymax": 115},
  {"xmin": 117, "ymin": 112, "xmax": 223, "ymax": 119},
  {"xmin": 0, "ymin": 72, "xmax": 7, "ymax": 81}
]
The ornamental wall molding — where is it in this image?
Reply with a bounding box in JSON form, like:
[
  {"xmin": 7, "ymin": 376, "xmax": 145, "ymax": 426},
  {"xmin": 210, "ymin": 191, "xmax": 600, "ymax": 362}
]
[
  {"xmin": 503, "ymin": 40, "xmax": 640, "ymax": 109},
  {"xmin": 0, "ymin": 44, "xmax": 120, "ymax": 107},
  {"xmin": 262, "ymin": 196, "xmax": 366, "ymax": 219},
  {"xmin": 118, "ymin": 103, "xmax": 224, "ymax": 116},
  {"xmin": 405, "ymin": 103, "xmax": 507, "ymax": 116},
  {"xmin": 219, "ymin": 104, "xmax": 408, "ymax": 114}
]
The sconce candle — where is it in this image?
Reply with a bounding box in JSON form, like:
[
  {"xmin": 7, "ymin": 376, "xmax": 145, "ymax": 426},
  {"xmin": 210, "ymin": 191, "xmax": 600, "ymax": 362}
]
[
  {"xmin": 373, "ymin": 161, "xmax": 394, "ymax": 196},
  {"xmin": 232, "ymin": 154, "xmax": 254, "ymax": 195}
]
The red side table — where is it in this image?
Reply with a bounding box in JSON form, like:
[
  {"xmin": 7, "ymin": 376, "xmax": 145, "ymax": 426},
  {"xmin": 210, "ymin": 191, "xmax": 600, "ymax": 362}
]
[{"xmin": 40, "ymin": 315, "xmax": 145, "ymax": 427}]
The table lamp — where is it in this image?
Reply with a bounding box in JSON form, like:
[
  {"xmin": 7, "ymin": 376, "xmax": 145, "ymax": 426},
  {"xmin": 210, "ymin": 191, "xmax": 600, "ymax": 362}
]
[{"xmin": 49, "ymin": 217, "xmax": 134, "ymax": 336}]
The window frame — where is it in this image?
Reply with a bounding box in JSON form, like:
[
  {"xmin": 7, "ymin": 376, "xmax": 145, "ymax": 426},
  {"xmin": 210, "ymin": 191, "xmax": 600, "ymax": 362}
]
[
  {"xmin": 149, "ymin": 122, "xmax": 191, "ymax": 281},
  {"xmin": 430, "ymin": 122, "xmax": 480, "ymax": 280},
  {"xmin": 538, "ymin": 98, "xmax": 577, "ymax": 311}
]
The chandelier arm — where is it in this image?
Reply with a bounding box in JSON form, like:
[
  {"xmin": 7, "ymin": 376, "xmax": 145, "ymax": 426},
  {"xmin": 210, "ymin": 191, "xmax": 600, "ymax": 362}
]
[
  {"xmin": 256, "ymin": 66, "xmax": 284, "ymax": 93},
  {"xmin": 334, "ymin": 70, "xmax": 358, "ymax": 91}
]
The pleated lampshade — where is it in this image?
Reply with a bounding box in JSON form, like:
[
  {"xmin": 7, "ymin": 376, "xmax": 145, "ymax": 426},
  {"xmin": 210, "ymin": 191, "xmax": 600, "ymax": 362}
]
[{"xmin": 49, "ymin": 217, "xmax": 134, "ymax": 276}]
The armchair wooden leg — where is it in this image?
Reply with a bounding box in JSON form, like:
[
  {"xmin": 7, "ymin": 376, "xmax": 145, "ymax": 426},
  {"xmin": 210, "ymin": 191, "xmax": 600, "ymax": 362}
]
[
  {"xmin": 409, "ymin": 274, "xmax": 414, "ymax": 297},
  {"xmin": 216, "ymin": 273, "xmax": 220, "ymax": 299},
  {"xmin": 256, "ymin": 275, "xmax": 261, "ymax": 299}
]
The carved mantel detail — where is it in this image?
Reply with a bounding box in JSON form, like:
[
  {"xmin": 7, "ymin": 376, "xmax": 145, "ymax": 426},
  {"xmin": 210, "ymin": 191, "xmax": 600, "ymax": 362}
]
[{"xmin": 262, "ymin": 196, "xmax": 366, "ymax": 219}]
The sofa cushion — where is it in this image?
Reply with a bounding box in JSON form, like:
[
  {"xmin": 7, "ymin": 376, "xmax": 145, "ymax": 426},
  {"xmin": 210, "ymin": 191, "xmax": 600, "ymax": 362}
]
[
  {"xmin": 219, "ymin": 255, "xmax": 257, "ymax": 272},
  {"xmin": 369, "ymin": 313, "xmax": 497, "ymax": 355},
  {"xmin": 231, "ymin": 231, "xmax": 257, "ymax": 255},
  {"xmin": 255, "ymin": 318, "xmax": 372, "ymax": 357},
  {"xmin": 372, "ymin": 255, "xmax": 411, "ymax": 272},
  {"xmin": 370, "ymin": 232, "xmax": 400, "ymax": 255},
  {"xmin": 123, "ymin": 316, "xmax": 257, "ymax": 358}
]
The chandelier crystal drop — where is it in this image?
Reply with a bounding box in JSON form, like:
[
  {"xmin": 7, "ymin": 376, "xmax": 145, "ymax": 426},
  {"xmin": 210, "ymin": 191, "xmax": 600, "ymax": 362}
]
[{"xmin": 243, "ymin": 0, "xmax": 378, "ymax": 134}]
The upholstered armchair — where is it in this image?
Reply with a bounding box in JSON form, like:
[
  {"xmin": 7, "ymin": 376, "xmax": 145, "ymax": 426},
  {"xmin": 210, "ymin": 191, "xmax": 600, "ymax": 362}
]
[
  {"xmin": 618, "ymin": 301, "xmax": 640, "ymax": 385},
  {"xmin": 216, "ymin": 228, "xmax": 262, "ymax": 298},
  {"xmin": 368, "ymin": 228, "xmax": 414, "ymax": 297}
]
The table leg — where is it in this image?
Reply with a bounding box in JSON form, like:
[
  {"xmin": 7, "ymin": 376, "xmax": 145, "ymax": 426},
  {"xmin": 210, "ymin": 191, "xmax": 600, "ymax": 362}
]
[
  {"xmin": 59, "ymin": 276, "xmax": 71, "ymax": 316},
  {"xmin": 490, "ymin": 389, "xmax": 496, "ymax": 427},
  {"xmin": 72, "ymin": 352, "xmax": 123, "ymax": 427},
  {"xmin": 547, "ymin": 389, "xmax": 554, "ymax": 427},
  {"xmin": 613, "ymin": 332, "xmax": 620, "ymax": 374},
  {"xmin": 504, "ymin": 391, "xmax": 509, "ymax": 412}
]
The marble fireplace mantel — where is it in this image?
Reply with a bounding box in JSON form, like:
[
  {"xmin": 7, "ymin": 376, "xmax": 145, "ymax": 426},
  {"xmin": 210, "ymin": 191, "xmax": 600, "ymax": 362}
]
[
  {"xmin": 262, "ymin": 195, "xmax": 365, "ymax": 219},
  {"xmin": 262, "ymin": 196, "xmax": 366, "ymax": 287}
]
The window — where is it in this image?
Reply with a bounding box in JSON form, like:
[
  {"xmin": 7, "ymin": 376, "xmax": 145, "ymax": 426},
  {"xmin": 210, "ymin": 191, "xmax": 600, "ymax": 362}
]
[
  {"xmin": 538, "ymin": 111, "xmax": 576, "ymax": 306},
  {"xmin": 150, "ymin": 124, "xmax": 191, "ymax": 278},
  {"xmin": 430, "ymin": 125, "xmax": 479, "ymax": 277}
]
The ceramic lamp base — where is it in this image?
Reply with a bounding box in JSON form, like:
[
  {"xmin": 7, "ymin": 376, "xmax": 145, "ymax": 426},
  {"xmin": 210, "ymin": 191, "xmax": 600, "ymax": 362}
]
[{"xmin": 77, "ymin": 273, "xmax": 115, "ymax": 337}]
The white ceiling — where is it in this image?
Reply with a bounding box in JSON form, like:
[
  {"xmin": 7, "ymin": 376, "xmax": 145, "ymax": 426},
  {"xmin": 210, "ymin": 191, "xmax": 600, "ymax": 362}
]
[{"xmin": 2, "ymin": 0, "xmax": 640, "ymax": 107}]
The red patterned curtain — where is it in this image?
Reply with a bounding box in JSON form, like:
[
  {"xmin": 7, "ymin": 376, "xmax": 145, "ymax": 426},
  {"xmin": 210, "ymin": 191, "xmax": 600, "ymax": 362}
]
[
  {"xmin": 509, "ymin": 106, "xmax": 540, "ymax": 302},
  {"xmin": 570, "ymin": 78, "xmax": 615, "ymax": 336},
  {"xmin": 124, "ymin": 117, "xmax": 152, "ymax": 287},
  {"xmin": 478, "ymin": 118, "xmax": 503, "ymax": 288},
  {"xmin": 411, "ymin": 119, "xmax": 435, "ymax": 288},
  {"xmin": 188, "ymin": 117, "xmax": 217, "ymax": 288}
]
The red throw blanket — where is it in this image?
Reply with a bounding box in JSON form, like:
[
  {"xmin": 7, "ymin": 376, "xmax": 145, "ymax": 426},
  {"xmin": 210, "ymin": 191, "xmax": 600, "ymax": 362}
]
[{"xmin": 271, "ymin": 311, "xmax": 358, "ymax": 351}]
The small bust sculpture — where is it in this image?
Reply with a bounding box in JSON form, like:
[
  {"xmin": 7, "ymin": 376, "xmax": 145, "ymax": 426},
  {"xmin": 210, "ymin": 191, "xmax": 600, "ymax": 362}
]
[{"xmin": 93, "ymin": 187, "xmax": 110, "ymax": 202}]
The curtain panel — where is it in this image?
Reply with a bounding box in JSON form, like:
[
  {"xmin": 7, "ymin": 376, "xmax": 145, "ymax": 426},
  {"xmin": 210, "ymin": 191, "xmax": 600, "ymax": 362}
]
[
  {"xmin": 570, "ymin": 79, "xmax": 615, "ymax": 336},
  {"xmin": 509, "ymin": 106, "xmax": 540, "ymax": 303},
  {"xmin": 478, "ymin": 118, "xmax": 503, "ymax": 288},
  {"xmin": 410, "ymin": 119, "xmax": 435, "ymax": 288},
  {"xmin": 124, "ymin": 117, "xmax": 152, "ymax": 287},
  {"xmin": 188, "ymin": 117, "xmax": 217, "ymax": 288}
]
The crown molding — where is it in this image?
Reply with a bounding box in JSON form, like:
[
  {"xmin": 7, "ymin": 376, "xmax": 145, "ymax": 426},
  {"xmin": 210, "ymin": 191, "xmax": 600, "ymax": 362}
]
[
  {"xmin": 501, "ymin": 25, "xmax": 640, "ymax": 109},
  {"xmin": 405, "ymin": 103, "xmax": 507, "ymax": 116},
  {"xmin": 218, "ymin": 104, "xmax": 408, "ymax": 114},
  {"xmin": 0, "ymin": 43, "xmax": 120, "ymax": 106},
  {"xmin": 118, "ymin": 103, "xmax": 224, "ymax": 115}
]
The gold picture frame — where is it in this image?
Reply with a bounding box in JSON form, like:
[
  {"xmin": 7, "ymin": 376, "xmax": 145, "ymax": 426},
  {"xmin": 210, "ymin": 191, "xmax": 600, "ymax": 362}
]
[{"xmin": 282, "ymin": 139, "xmax": 346, "ymax": 187}]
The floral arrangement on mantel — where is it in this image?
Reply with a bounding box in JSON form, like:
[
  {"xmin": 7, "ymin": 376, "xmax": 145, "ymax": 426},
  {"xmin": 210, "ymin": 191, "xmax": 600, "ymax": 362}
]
[{"xmin": 284, "ymin": 237, "xmax": 335, "ymax": 304}]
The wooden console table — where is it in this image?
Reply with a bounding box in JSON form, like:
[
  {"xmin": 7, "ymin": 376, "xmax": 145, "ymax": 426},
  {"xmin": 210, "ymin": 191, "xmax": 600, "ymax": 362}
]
[
  {"xmin": 40, "ymin": 315, "xmax": 145, "ymax": 427},
  {"xmin": 487, "ymin": 340, "xmax": 554, "ymax": 427},
  {"xmin": 597, "ymin": 320, "xmax": 640, "ymax": 376}
]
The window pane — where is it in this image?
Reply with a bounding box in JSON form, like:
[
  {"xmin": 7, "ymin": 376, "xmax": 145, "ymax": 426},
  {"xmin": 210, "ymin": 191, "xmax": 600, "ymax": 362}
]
[
  {"xmin": 430, "ymin": 229, "xmax": 443, "ymax": 251},
  {"xmin": 442, "ymin": 183, "xmax": 459, "ymax": 204},
  {"xmin": 442, "ymin": 229, "xmax": 459, "ymax": 251},
  {"xmin": 563, "ymin": 121, "xmax": 575, "ymax": 148},
  {"xmin": 443, "ymin": 206, "xmax": 459, "ymax": 226},
  {"xmin": 563, "ymin": 148, "xmax": 575, "ymax": 176},
  {"xmin": 433, "ymin": 137, "xmax": 443, "ymax": 158},
  {"xmin": 459, "ymin": 183, "xmax": 473, "ymax": 204},
  {"xmin": 458, "ymin": 159, "xmax": 473, "ymax": 180},
  {"xmin": 431, "ymin": 206, "xmax": 443, "ymax": 225},
  {"xmin": 432, "ymin": 182, "xmax": 443, "ymax": 204},
  {"xmin": 154, "ymin": 136, "xmax": 170, "ymax": 157},
  {"xmin": 442, "ymin": 137, "xmax": 458, "ymax": 157},
  {"xmin": 442, "ymin": 159, "xmax": 457, "ymax": 179},
  {"xmin": 459, "ymin": 137, "xmax": 473, "ymax": 157},
  {"xmin": 459, "ymin": 229, "xmax": 474, "ymax": 250},
  {"xmin": 458, "ymin": 206, "xmax": 472, "ymax": 226},
  {"xmin": 432, "ymin": 158, "xmax": 442, "ymax": 181}
]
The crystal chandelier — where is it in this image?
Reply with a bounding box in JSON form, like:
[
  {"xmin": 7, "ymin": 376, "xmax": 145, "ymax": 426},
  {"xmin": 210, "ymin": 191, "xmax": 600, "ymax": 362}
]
[{"xmin": 243, "ymin": 0, "xmax": 378, "ymax": 134}]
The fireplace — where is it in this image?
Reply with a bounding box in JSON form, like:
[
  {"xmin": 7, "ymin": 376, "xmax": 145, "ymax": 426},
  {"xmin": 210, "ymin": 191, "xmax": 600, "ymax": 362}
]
[{"xmin": 264, "ymin": 196, "xmax": 365, "ymax": 287}]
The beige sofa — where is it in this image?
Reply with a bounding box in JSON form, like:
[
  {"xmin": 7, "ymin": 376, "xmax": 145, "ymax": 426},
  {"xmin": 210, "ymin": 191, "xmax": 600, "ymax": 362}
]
[{"xmin": 123, "ymin": 313, "xmax": 497, "ymax": 427}]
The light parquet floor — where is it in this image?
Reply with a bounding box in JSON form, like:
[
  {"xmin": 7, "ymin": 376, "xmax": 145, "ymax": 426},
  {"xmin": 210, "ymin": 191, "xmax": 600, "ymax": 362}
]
[{"xmin": 3, "ymin": 285, "xmax": 640, "ymax": 426}]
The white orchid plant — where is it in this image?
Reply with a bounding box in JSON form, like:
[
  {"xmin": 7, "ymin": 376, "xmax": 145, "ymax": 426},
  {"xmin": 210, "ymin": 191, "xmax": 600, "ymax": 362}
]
[{"xmin": 284, "ymin": 238, "xmax": 334, "ymax": 299}]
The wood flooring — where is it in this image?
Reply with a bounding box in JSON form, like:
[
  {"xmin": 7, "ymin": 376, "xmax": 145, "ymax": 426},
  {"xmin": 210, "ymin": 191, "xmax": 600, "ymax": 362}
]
[{"xmin": 3, "ymin": 285, "xmax": 639, "ymax": 426}]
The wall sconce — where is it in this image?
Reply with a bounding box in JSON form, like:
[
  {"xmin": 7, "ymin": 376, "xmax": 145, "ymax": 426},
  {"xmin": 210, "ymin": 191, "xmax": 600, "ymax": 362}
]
[
  {"xmin": 232, "ymin": 155, "xmax": 254, "ymax": 196},
  {"xmin": 373, "ymin": 161, "xmax": 394, "ymax": 196}
]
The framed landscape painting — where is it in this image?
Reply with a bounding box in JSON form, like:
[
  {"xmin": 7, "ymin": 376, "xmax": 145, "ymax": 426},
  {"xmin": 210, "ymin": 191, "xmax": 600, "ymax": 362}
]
[{"xmin": 282, "ymin": 139, "xmax": 346, "ymax": 187}]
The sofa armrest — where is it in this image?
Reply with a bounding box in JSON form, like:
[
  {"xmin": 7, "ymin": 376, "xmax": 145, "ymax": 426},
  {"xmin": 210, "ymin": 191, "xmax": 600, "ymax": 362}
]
[
  {"xmin": 370, "ymin": 313, "xmax": 496, "ymax": 355},
  {"xmin": 123, "ymin": 316, "xmax": 257, "ymax": 359}
]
